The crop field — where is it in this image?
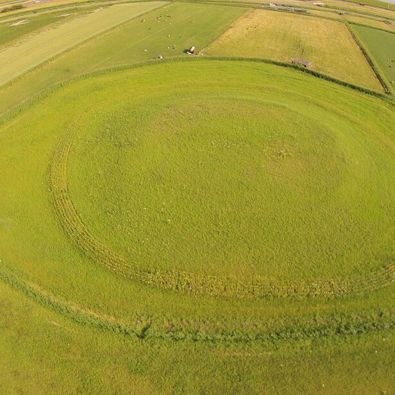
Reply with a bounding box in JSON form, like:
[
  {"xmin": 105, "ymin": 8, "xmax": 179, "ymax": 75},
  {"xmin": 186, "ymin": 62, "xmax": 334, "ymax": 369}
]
[
  {"xmin": 0, "ymin": 0, "xmax": 394, "ymax": 393},
  {"xmin": 204, "ymin": 9, "xmax": 382, "ymax": 90},
  {"xmin": 352, "ymin": 24, "xmax": 395, "ymax": 92}
]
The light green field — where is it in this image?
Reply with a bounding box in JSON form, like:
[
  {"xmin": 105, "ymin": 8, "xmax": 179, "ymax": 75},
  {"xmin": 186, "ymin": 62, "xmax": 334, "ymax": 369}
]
[
  {"xmin": 0, "ymin": 0, "xmax": 395, "ymax": 391},
  {"xmin": 0, "ymin": 1, "xmax": 166, "ymax": 85},
  {"xmin": 0, "ymin": 59, "xmax": 394, "ymax": 392},
  {"xmin": 0, "ymin": 2, "xmax": 245, "ymax": 114},
  {"xmin": 352, "ymin": 24, "xmax": 395, "ymax": 92},
  {"xmin": 204, "ymin": 9, "xmax": 382, "ymax": 91},
  {"xmin": 0, "ymin": 6, "xmax": 106, "ymax": 48},
  {"xmin": 0, "ymin": 12, "xmax": 73, "ymax": 47},
  {"xmin": 65, "ymin": 69, "xmax": 394, "ymax": 285}
]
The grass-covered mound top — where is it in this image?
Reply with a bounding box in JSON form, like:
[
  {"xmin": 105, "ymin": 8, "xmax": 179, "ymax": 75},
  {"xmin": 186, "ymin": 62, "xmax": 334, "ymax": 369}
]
[{"xmin": 30, "ymin": 59, "xmax": 393, "ymax": 291}]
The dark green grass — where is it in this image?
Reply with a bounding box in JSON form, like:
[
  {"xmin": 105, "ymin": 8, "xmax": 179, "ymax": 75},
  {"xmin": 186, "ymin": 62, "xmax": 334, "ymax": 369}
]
[{"xmin": 352, "ymin": 24, "xmax": 395, "ymax": 92}]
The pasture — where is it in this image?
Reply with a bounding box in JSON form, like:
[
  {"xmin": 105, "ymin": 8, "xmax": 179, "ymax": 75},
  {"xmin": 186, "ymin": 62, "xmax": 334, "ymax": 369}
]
[
  {"xmin": 352, "ymin": 24, "xmax": 395, "ymax": 92},
  {"xmin": 0, "ymin": 0, "xmax": 394, "ymax": 393},
  {"xmin": 0, "ymin": 2, "xmax": 244, "ymax": 114},
  {"xmin": 204, "ymin": 9, "xmax": 382, "ymax": 90},
  {"xmin": 0, "ymin": 10, "xmax": 81, "ymax": 47},
  {"xmin": 0, "ymin": 1, "xmax": 165, "ymax": 85}
]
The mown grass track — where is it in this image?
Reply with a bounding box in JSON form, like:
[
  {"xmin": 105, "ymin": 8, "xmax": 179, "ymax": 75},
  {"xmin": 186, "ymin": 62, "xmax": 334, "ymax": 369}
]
[{"xmin": 1, "ymin": 264, "xmax": 394, "ymax": 344}]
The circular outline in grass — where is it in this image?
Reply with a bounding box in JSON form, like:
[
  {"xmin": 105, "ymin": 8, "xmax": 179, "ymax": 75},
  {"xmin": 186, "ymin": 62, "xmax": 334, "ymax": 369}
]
[{"xmin": 47, "ymin": 61, "xmax": 395, "ymax": 299}]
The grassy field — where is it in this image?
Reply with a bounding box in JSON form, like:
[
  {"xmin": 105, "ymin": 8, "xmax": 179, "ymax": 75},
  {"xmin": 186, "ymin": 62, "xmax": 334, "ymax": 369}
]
[
  {"xmin": 0, "ymin": 6, "xmax": 107, "ymax": 47},
  {"xmin": 0, "ymin": 1, "xmax": 166, "ymax": 85},
  {"xmin": 345, "ymin": 14, "xmax": 395, "ymax": 32},
  {"xmin": 352, "ymin": 24, "xmax": 395, "ymax": 92},
  {"xmin": 209, "ymin": 0, "xmax": 395, "ymax": 17},
  {"xmin": 0, "ymin": 12, "xmax": 72, "ymax": 47},
  {"xmin": 0, "ymin": 59, "xmax": 394, "ymax": 305},
  {"xmin": 204, "ymin": 9, "xmax": 382, "ymax": 90},
  {"xmin": 61, "ymin": 68, "xmax": 394, "ymax": 286},
  {"xmin": 0, "ymin": 2, "xmax": 245, "ymax": 114},
  {"xmin": 309, "ymin": 8, "xmax": 395, "ymax": 32},
  {"xmin": 1, "ymin": 280, "xmax": 395, "ymax": 394},
  {"xmin": 0, "ymin": 60, "xmax": 394, "ymax": 392},
  {"xmin": 0, "ymin": 0, "xmax": 394, "ymax": 391}
]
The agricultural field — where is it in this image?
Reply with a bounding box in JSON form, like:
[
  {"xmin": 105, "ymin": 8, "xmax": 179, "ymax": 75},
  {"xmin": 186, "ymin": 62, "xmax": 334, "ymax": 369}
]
[
  {"xmin": 345, "ymin": 14, "xmax": 395, "ymax": 32},
  {"xmin": 0, "ymin": 11, "xmax": 77, "ymax": 47},
  {"xmin": 204, "ymin": 9, "xmax": 382, "ymax": 90},
  {"xmin": 0, "ymin": 4, "xmax": 118, "ymax": 47},
  {"xmin": 0, "ymin": 2, "xmax": 244, "ymax": 113},
  {"xmin": 0, "ymin": 1, "xmax": 166, "ymax": 85},
  {"xmin": 0, "ymin": 0, "xmax": 394, "ymax": 393},
  {"xmin": 352, "ymin": 24, "xmax": 395, "ymax": 92}
]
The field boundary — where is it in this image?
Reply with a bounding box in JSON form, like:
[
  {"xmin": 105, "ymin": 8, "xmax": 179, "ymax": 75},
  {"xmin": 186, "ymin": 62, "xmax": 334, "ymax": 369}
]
[
  {"xmin": 348, "ymin": 20, "xmax": 395, "ymax": 35},
  {"xmin": 0, "ymin": 262, "xmax": 394, "ymax": 343},
  {"xmin": 175, "ymin": 0, "xmax": 395, "ymax": 22},
  {"xmin": 1, "ymin": 56, "xmax": 393, "ymax": 126}
]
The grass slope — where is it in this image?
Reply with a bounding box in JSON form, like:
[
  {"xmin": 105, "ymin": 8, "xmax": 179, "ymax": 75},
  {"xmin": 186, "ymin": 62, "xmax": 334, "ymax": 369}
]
[
  {"xmin": 204, "ymin": 9, "xmax": 382, "ymax": 90},
  {"xmin": 0, "ymin": 1, "xmax": 166, "ymax": 86},
  {"xmin": 352, "ymin": 24, "xmax": 395, "ymax": 92}
]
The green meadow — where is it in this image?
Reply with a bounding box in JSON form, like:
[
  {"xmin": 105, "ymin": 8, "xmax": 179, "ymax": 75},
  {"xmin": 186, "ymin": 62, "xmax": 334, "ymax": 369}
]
[
  {"xmin": 0, "ymin": 2, "xmax": 165, "ymax": 85},
  {"xmin": 352, "ymin": 24, "xmax": 395, "ymax": 92},
  {"xmin": 0, "ymin": 0, "xmax": 394, "ymax": 393},
  {"xmin": 0, "ymin": 9, "xmax": 82, "ymax": 47},
  {"xmin": 0, "ymin": 2, "xmax": 244, "ymax": 113}
]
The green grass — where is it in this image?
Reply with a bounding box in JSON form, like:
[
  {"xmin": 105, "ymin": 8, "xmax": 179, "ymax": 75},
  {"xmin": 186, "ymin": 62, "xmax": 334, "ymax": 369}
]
[
  {"xmin": 1, "ymin": 280, "xmax": 394, "ymax": 394},
  {"xmin": 342, "ymin": 0, "xmax": 395, "ymax": 11},
  {"xmin": 204, "ymin": 9, "xmax": 382, "ymax": 91},
  {"xmin": 0, "ymin": 2, "xmax": 245, "ymax": 114},
  {"xmin": 0, "ymin": 59, "xmax": 393, "ymax": 317},
  {"xmin": 0, "ymin": 7, "xmax": 94, "ymax": 48},
  {"xmin": 0, "ymin": 3, "xmax": 394, "ymax": 391},
  {"xmin": 60, "ymin": 67, "xmax": 394, "ymax": 286},
  {"xmin": 0, "ymin": 1, "xmax": 166, "ymax": 86},
  {"xmin": 352, "ymin": 24, "xmax": 395, "ymax": 93}
]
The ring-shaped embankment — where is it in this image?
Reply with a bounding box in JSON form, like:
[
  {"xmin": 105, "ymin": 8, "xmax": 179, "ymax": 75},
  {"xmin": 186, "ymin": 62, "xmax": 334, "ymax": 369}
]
[{"xmin": 46, "ymin": 59, "xmax": 395, "ymax": 298}]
